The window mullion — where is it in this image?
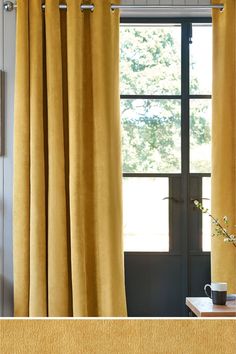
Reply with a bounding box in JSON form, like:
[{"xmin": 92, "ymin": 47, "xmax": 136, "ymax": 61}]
[{"xmin": 181, "ymin": 22, "xmax": 191, "ymax": 308}]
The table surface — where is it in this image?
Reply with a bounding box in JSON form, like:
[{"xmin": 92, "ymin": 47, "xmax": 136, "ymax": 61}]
[{"xmin": 186, "ymin": 297, "xmax": 236, "ymax": 317}]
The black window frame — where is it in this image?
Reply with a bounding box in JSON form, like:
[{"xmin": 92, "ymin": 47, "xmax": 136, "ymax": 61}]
[{"xmin": 120, "ymin": 17, "xmax": 212, "ymax": 257}]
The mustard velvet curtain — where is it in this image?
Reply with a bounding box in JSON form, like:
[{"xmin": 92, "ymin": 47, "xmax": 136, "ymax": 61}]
[
  {"xmin": 212, "ymin": 0, "xmax": 236, "ymax": 292},
  {"xmin": 13, "ymin": 0, "xmax": 127, "ymax": 317}
]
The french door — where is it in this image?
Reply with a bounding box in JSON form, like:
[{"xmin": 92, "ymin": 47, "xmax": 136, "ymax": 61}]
[{"xmin": 120, "ymin": 18, "xmax": 212, "ymax": 316}]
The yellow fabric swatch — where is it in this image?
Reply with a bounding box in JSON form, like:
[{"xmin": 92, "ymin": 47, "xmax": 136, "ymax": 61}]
[{"xmin": 0, "ymin": 320, "xmax": 235, "ymax": 353}]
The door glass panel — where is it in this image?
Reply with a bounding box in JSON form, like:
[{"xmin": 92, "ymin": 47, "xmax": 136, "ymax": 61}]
[
  {"xmin": 202, "ymin": 177, "xmax": 211, "ymax": 252},
  {"xmin": 123, "ymin": 178, "xmax": 169, "ymax": 252},
  {"xmin": 120, "ymin": 25, "xmax": 181, "ymax": 95},
  {"xmin": 121, "ymin": 99, "xmax": 181, "ymax": 173},
  {"xmin": 190, "ymin": 25, "xmax": 212, "ymax": 95},
  {"xmin": 190, "ymin": 99, "xmax": 211, "ymax": 173}
]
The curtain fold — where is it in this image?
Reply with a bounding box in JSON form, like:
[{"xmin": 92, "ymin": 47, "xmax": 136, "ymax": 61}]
[
  {"xmin": 29, "ymin": 0, "xmax": 47, "ymax": 317},
  {"xmin": 13, "ymin": 0, "xmax": 127, "ymax": 317},
  {"xmin": 212, "ymin": 0, "xmax": 236, "ymax": 292}
]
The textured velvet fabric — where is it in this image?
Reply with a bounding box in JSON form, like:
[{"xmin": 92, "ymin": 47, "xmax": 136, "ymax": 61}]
[
  {"xmin": 0, "ymin": 320, "xmax": 236, "ymax": 353},
  {"xmin": 13, "ymin": 0, "xmax": 127, "ymax": 317},
  {"xmin": 212, "ymin": 0, "xmax": 236, "ymax": 292}
]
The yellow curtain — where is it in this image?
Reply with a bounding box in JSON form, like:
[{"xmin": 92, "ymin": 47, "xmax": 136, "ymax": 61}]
[
  {"xmin": 212, "ymin": 0, "xmax": 236, "ymax": 292},
  {"xmin": 13, "ymin": 0, "xmax": 127, "ymax": 317}
]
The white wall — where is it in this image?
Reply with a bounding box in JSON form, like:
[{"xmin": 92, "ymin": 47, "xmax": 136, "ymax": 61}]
[
  {"xmin": 0, "ymin": 3, "xmax": 15, "ymax": 317},
  {"xmin": 0, "ymin": 0, "xmax": 4, "ymax": 317},
  {"xmin": 121, "ymin": 0, "xmax": 213, "ymax": 17},
  {"xmin": 122, "ymin": 0, "xmax": 211, "ymax": 4}
]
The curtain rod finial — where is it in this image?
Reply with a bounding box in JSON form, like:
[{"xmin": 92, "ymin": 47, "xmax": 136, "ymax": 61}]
[{"xmin": 3, "ymin": 1, "xmax": 14, "ymax": 12}]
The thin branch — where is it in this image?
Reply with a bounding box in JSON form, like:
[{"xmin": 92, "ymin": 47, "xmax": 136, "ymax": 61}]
[
  {"xmin": 208, "ymin": 212, "xmax": 236, "ymax": 248},
  {"xmin": 194, "ymin": 200, "xmax": 236, "ymax": 248}
]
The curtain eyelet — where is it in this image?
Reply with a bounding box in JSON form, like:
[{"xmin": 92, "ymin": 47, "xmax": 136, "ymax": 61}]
[{"xmin": 80, "ymin": 3, "xmax": 95, "ymax": 13}]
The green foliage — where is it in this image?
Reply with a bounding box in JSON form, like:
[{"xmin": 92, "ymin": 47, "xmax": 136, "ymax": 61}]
[
  {"xmin": 120, "ymin": 27, "xmax": 180, "ymax": 95},
  {"xmin": 122, "ymin": 99, "xmax": 180, "ymax": 172},
  {"xmin": 120, "ymin": 26, "xmax": 211, "ymax": 173}
]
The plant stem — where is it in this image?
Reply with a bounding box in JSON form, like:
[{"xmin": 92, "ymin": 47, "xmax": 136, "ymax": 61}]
[{"xmin": 208, "ymin": 212, "xmax": 236, "ymax": 248}]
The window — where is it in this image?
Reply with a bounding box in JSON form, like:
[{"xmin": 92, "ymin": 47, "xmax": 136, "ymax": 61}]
[
  {"xmin": 123, "ymin": 177, "xmax": 169, "ymax": 251},
  {"xmin": 120, "ymin": 21, "xmax": 212, "ymax": 252}
]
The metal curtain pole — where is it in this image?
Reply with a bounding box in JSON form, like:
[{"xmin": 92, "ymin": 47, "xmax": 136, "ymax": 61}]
[{"xmin": 3, "ymin": 1, "xmax": 224, "ymax": 12}]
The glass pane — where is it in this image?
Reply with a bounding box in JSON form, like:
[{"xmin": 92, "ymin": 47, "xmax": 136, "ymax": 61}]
[
  {"xmin": 190, "ymin": 99, "xmax": 211, "ymax": 173},
  {"xmin": 202, "ymin": 177, "xmax": 211, "ymax": 252},
  {"xmin": 123, "ymin": 178, "xmax": 169, "ymax": 252},
  {"xmin": 120, "ymin": 25, "xmax": 181, "ymax": 95},
  {"xmin": 190, "ymin": 25, "xmax": 212, "ymax": 94},
  {"xmin": 121, "ymin": 99, "xmax": 181, "ymax": 173}
]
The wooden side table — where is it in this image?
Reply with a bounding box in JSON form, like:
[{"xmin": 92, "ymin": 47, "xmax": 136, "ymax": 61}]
[{"xmin": 186, "ymin": 297, "xmax": 236, "ymax": 317}]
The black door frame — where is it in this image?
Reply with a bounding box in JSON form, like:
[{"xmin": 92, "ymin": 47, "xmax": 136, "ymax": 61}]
[{"xmin": 120, "ymin": 17, "xmax": 212, "ymax": 316}]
